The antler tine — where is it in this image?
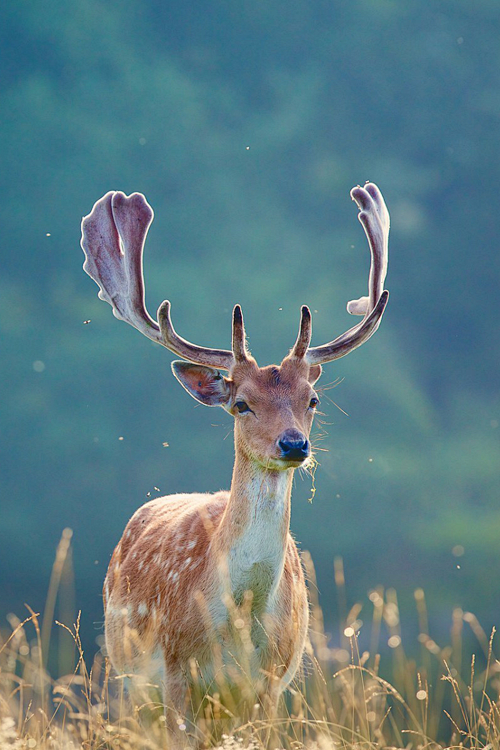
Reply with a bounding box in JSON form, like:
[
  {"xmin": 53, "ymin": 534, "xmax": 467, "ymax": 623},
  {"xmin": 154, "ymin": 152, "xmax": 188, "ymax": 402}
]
[
  {"xmin": 290, "ymin": 305, "xmax": 312, "ymax": 359},
  {"xmin": 306, "ymin": 183, "xmax": 390, "ymax": 365},
  {"xmin": 232, "ymin": 304, "xmax": 249, "ymax": 364},
  {"xmin": 81, "ymin": 191, "xmax": 235, "ymax": 371}
]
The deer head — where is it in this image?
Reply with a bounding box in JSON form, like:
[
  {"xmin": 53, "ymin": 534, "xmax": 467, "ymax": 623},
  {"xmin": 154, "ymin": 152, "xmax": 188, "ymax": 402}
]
[{"xmin": 81, "ymin": 183, "xmax": 389, "ymax": 471}]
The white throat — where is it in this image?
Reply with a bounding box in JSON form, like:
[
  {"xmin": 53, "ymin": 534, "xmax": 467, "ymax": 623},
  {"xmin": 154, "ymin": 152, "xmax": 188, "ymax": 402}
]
[{"xmin": 222, "ymin": 463, "xmax": 293, "ymax": 609}]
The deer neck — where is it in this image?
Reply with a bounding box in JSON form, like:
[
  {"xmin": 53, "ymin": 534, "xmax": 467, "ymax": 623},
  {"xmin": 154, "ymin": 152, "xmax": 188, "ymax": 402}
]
[{"xmin": 214, "ymin": 452, "xmax": 293, "ymax": 608}]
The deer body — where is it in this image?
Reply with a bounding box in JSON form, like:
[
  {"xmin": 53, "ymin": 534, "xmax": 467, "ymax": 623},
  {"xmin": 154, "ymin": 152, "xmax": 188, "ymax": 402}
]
[
  {"xmin": 81, "ymin": 182, "xmax": 390, "ymax": 737},
  {"xmin": 104, "ymin": 484, "xmax": 307, "ymax": 693}
]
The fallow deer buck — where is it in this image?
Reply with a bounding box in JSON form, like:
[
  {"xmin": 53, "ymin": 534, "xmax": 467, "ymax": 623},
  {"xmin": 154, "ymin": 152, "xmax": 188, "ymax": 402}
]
[{"xmin": 81, "ymin": 182, "xmax": 389, "ymax": 738}]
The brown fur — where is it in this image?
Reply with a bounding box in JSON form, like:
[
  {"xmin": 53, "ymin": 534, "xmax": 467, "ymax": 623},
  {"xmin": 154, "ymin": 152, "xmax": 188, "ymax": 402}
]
[{"xmin": 104, "ymin": 355, "xmax": 319, "ymax": 736}]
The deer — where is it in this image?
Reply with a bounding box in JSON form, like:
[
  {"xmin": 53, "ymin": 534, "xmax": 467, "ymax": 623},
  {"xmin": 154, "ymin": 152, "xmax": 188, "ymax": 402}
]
[{"xmin": 80, "ymin": 182, "xmax": 389, "ymax": 742}]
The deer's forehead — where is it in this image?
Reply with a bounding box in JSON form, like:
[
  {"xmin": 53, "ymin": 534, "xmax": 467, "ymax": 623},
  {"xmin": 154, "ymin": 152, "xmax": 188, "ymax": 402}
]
[{"xmin": 233, "ymin": 365, "xmax": 311, "ymax": 403}]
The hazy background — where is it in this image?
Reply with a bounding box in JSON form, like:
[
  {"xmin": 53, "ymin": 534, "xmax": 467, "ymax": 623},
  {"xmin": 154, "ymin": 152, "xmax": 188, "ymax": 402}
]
[{"xmin": 1, "ymin": 0, "xmax": 499, "ymax": 660}]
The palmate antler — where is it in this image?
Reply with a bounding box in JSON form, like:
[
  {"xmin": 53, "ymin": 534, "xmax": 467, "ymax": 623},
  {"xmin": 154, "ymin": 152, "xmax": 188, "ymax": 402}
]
[
  {"xmin": 290, "ymin": 182, "xmax": 389, "ymax": 364},
  {"xmin": 81, "ymin": 191, "xmax": 235, "ymax": 370},
  {"xmin": 81, "ymin": 183, "xmax": 389, "ymax": 370}
]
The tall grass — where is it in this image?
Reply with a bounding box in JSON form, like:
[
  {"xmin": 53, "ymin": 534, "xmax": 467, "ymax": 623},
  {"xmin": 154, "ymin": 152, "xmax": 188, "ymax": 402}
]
[{"xmin": 1, "ymin": 532, "xmax": 499, "ymax": 749}]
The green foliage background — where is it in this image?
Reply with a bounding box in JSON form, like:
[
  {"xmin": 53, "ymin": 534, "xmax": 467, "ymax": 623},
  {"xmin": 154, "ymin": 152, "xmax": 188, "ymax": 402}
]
[{"xmin": 1, "ymin": 0, "xmax": 499, "ymax": 654}]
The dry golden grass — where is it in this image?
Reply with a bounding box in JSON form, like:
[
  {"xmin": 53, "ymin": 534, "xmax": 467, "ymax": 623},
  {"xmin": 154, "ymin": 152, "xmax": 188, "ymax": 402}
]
[{"xmin": 1, "ymin": 534, "xmax": 500, "ymax": 749}]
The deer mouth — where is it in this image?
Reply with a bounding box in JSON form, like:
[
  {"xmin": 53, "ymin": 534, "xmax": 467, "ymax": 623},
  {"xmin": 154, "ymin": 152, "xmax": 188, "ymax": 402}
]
[
  {"xmin": 271, "ymin": 454, "xmax": 310, "ymax": 470},
  {"xmin": 284, "ymin": 456, "xmax": 309, "ymax": 467}
]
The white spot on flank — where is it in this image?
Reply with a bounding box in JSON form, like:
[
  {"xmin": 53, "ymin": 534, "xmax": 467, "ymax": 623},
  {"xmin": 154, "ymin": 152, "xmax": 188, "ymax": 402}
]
[
  {"xmin": 172, "ymin": 572, "xmax": 179, "ymax": 582},
  {"xmin": 126, "ymin": 530, "xmax": 131, "ymax": 539},
  {"xmin": 138, "ymin": 561, "xmax": 144, "ymax": 571},
  {"xmin": 138, "ymin": 603, "xmax": 148, "ymax": 616},
  {"xmin": 184, "ymin": 557, "xmax": 192, "ymax": 568},
  {"xmin": 187, "ymin": 540, "xmax": 196, "ymax": 550}
]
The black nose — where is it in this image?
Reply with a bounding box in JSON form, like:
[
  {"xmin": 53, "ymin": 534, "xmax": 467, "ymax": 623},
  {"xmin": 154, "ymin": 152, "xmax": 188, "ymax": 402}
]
[{"xmin": 278, "ymin": 429, "xmax": 310, "ymax": 461}]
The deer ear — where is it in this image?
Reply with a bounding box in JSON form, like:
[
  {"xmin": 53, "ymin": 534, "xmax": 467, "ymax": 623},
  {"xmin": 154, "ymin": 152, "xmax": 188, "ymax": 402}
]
[
  {"xmin": 171, "ymin": 361, "xmax": 231, "ymax": 407},
  {"xmin": 308, "ymin": 364, "xmax": 322, "ymax": 384}
]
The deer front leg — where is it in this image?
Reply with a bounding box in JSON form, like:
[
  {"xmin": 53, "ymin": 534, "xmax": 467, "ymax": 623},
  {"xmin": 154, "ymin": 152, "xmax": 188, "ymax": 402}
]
[
  {"xmin": 259, "ymin": 675, "xmax": 283, "ymax": 750},
  {"xmin": 162, "ymin": 665, "xmax": 190, "ymax": 748}
]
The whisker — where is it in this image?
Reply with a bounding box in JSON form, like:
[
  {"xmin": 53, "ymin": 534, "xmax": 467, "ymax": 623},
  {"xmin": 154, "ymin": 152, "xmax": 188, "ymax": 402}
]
[
  {"xmin": 323, "ymin": 393, "xmax": 349, "ymax": 416},
  {"xmin": 317, "ymin": 377, "xmax": 344, "ymax": 393}
]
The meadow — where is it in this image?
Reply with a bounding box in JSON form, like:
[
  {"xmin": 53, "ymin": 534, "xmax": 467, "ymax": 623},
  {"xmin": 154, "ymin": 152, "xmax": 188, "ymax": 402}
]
[{"xmin": 1, "ymin": 533, "xmax": 498, "ymax": 750}]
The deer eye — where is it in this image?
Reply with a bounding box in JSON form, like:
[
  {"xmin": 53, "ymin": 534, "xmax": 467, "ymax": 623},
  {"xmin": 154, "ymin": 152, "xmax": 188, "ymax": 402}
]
[
  {"xmin": 235, "ymin": 400, "xmax": 251, "ymax": 414},
  {"xmin": 309, "ymin": 397, "xmax": 319, "ymax": 409}
]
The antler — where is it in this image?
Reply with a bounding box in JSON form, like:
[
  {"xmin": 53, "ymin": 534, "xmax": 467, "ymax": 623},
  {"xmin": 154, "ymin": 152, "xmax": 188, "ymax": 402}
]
[
  {"xmin": 81, "ymin": 191, "xmax": 235, "ymax": 370},
  {"xmin": 301, "ymin": 182, "xmax": 390, "ymax": 365},
  {"xmin": 82, "ymin": 185, "xmax": 388, "ymax": 372}
]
